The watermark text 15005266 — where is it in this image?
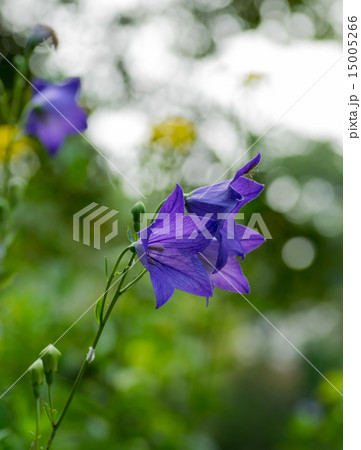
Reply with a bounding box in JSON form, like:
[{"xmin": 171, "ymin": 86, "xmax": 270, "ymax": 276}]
[{"xmin": 347, "ymin": 16, "xmax": 359, "ymax": 139}]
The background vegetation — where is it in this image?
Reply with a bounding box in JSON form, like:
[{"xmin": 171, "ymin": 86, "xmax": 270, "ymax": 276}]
[{"xmin": 0, "ymin": 0, "xmax": 342, "ymax": 448}]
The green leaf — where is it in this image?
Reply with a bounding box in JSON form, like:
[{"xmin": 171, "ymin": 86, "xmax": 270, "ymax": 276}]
[
  {"xmin": 94, "ymin": 297, "xmax": 105, "ymax": 324},
  {"xmin": 127, "ymin": 226, "xmax": 134, "ymax": 244}
]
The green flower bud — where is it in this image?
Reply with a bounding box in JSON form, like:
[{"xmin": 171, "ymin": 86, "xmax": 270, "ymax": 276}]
[
  {"xmin": 131, "ymin": 201, "xmax": 146, "ymax": 233},
  {"xmin": 28, "ymin": 359, "xmax": 45, "ymax": 398},
  {"xmin": 39, "ymin": 344, "xmax": 62, "ymax": 385}
]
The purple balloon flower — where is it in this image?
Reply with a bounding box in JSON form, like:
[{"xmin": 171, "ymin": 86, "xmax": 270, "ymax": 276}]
[
  {"xmin": 185, "ymin": 153, "xmax": 264, "ymax": 219},
  {"xmin": 185, "ymin": 153, "xmax": 264, "ymax": 270},
  {"xmin": 24, "ymin": 78, "xmax": 87, "ymax": 155},
  {"xmin": 199, "ymin": 215, "xmax": 265, "ymax": 297},
  {"xmin": 135, "ymin": 184, "xmax": 213, "ymax": 308}
]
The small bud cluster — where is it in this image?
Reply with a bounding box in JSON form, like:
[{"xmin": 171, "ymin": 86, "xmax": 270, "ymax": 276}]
[
  {"xmin": 28, "ymin": 344, "xmax": 62, "ymax": 397},
  {"xmin": 28, "ymin": 359, "xmax": 45, "ymax": 398}
]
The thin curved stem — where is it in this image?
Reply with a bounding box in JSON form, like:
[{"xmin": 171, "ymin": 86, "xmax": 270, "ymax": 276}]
[
  {"xmin": 118, "ymin": 269, "xmax": 147, "ymax": 296},
  {"xmin": 48, "ymin": 384, "xmax": 54, "ymax": 426},
  {"xmin": 97, "ymin": 246, "xmax": 132, "ymax": 323},
  {"xmin": 34, "ymin": 397, "xmax": 40, "ymax": 450},
  {"xmin": 45, "ymin": 252, "xmax": 139, "ymax": 449}
]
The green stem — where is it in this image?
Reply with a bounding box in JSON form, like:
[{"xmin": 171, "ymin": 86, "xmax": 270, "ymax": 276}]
[
  {"xmin": 48, "ymin": 384, "xmax": 54, "ymax": 426},
  {"xmin": 117, "ymin": 269, "xmax": 147, "ymax": 296},
  {"xmin": 2, "ymin": 139, "xmax": 13, "ymax": 198},
  {"xmin": 9, "ymin": 54, "xmax": 29, "ymax": 124},
  {"xmin": 34, "ymin": 397, "xmax": 40, "ymax": 450},
  {"xmin": 97, "ymin": 246, "xmax": 132, "ymax": 323},
  {"xmin": 0, "ymin": 84, "xmax": 10, "ymax": 122},
  {"xmin": 0, "ymin": 138, "xmax": 14, "ymax": 280},
  {"xmin": 44, "ymin": 252, "xmax": 139, "ymax": 449}
]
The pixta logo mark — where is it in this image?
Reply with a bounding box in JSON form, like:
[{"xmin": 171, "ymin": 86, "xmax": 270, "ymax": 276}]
[{"xmin": 73, "ymin": 203, "xmax": 118, "ymax": 250}]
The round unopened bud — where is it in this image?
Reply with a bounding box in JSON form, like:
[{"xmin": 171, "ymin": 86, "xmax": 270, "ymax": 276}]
[
  {"xmin": 131, "ymin": 201, "xmax": 146, "ymax": 233},
  {"xmin": 27, "ymin": 24, "xmax": 58, "ymax": 51},
  {"xmin": 29, "ymin": 359, "xmax": 45, "ymax": 398},
  {"xmin": 39, "ymin": 344, "xmax": 61, "ymax": 385}
]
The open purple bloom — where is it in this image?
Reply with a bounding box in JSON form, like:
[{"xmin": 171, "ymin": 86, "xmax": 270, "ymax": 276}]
[
  {"xmin": 199, "ymin": 216, "xmax": 265, "ymax": 297},
  {"xmin": 24, "ymin": 78, "xmax": 87, "ymax": 155},
  {"xmin": 185, "ymin": 153, "xmax": 264, "ymax": 270},
  {"xmin": 185, "ymin": 153, "xmax": 264, "ymax": 219},
  {"xmin": 135, "ymin": 184, "xmax": 213, "ymax": 308}
]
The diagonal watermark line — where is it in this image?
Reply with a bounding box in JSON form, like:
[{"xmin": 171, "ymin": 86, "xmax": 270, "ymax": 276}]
[
  {"xmin": 0, "ymin": 259, "xmax": 142, "ymax": 400},
  {"xmin": 199, "ymin": 56, "xmax": 343, "ymax": 199},
  {"xmin": 0, "ymin": 51, "xmax": 146, "ymax": 199},
  {"xmin": 200, "ymin": 252, "xmax": 343, "ymax": 397}
]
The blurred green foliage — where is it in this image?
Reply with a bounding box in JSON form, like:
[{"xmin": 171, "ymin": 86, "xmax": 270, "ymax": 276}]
[
  {"xmin": 0, "ymin": 1, "xmax": 341, "ymax": 449},
  {"xmin": 0, "ymin": 134, "xmax": 342, "ymax": 449}
]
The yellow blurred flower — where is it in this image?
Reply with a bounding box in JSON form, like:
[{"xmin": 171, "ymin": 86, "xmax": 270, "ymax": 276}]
[
  {"xmin": 243, "ymin": 73, "xmax": 266, "ymax": 86},
  {"xmin": 151, "ymin": 117, "xmax": 196, "ymax": 154},
  {"xmin": 0, "ymin": 125, "xmax": 32, "ymax": 161}
]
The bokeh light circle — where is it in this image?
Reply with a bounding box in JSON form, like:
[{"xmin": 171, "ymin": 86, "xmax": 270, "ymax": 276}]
[
  {"xmin": 266, "ymin": 175, "xmax": 300, "ymax": 212},
  {"xmin": 282, "ymin": 237, "xmax": 316, "ymax": 270}
]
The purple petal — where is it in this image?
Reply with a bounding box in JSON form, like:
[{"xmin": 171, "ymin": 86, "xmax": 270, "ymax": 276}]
[
  {"xmin": 25, "ymin": 105, "xmax": 87, "ymax": 154},
  {"xmin": 144, "ymin": 184, "xmax": 185, "ymax": 240},
  {"xmin": 148, "ymin": 252, "xmax": 213, "ymax": 308},
  {"xmin": 141, "ymin": 185, "xmax": 214, "ymax": 255},
  {"xmin": 24, "ymin": 78, "xmax": 87, "ymax": 155},
  {"xmin": 162, "ymin": 254, "xmax": 212, "ymax": 296},
  {"xmin": 229, "ymin": 177, "xmax": 264, "ymax": 210},
  {"xmin": 25, "ymin": 110, "xmax": 66, "ymax": 155},
  {"xmin": 32, "ymin": 78, "xmax": 81, "ymax": 101},
  {"xmin": 199, "ymin": 239, "xmax": 221, "ymax": 274},
  {"xmin": 234, "ymin": 225, "xmax": 265, "ymax": 254},
  {"xmin": 212, "ymin": 230, "xmax": 229, "ymax": 270},
  {"xmin": 233, "ymin": 153, "xmax": 261, "ymax": 177},
  {"xmin": 147, "ymin": 221, "xmax": 211, "ymax": 254},
  {"xmin": 149, "ymin": 268, "xmax": 175, "ymax": 308},
  {"xmin": 135, "ymin": 240, "xmax": 149, "ymax": 268},
  {"xmin": 135, "ymin": 239, "xmax": 175, "ymax": 308},
  {"xmin": 56, "ymin": 104, "xmax": 87, "ymax": 134},
  {"xmin": 59, "ymin": 77, "xmax": 81, "ymax": 98},
  {"xmin": 185, "ymin": 154, "xmax": 263, "ymax": 221},
  {"xmin": 32, "ymin": 79, "xmax": 50, "ymax": 94},
  {"xmin": 218, "ymin": 217, "xmax": 265, "ymax": 258},
  {"xmin": 219, "ymin": 219, "xmax": 244, "ymax": 258},
  {"xmin": 211, "ymin": 257, "xmax": 250, "ymax": 294},
  {"xmin": 136, "ymin": 229, "xmax": 213, "ymax": 308},
  {"xmin": 186, "ymin": 181, "xmax": 240, "ymax": 216},
  {"xmin": 158, "ymin": 184, "xmax": 185, "ymax": 215},
  {"xmin": 35, "ymin": 94, "xmax": 87, "ymax": 133}
]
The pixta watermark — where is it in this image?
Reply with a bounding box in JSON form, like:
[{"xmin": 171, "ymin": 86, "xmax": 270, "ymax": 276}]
[{"xmin": 73, "ymin": 204, "xmax": 272, "ymax": 249}]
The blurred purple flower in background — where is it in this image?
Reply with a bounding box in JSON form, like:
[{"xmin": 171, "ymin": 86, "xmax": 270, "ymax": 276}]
[
  {"xmin": 24, "ymin": 78, "xmax": 87, "ymax": 155},
  {"xmin": 136, "ymin": 184, "xmax": 213, "ymax": 308}
]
